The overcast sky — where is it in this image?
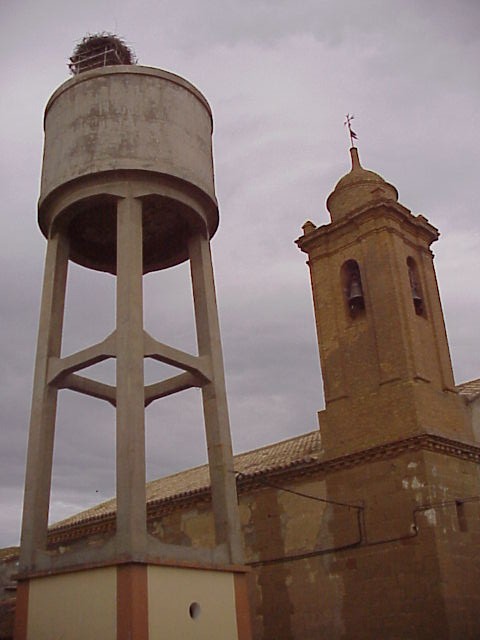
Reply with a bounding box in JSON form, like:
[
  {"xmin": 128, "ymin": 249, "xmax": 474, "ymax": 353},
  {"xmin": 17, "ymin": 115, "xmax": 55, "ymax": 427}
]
[{"xmin": 1, "ymin": 0, "xmax": 479, "ymax": 548}]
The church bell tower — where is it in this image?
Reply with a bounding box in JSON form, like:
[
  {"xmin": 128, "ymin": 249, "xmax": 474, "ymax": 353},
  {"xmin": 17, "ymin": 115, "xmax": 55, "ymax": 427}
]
[{"xmin": 297, "ymin": 147, "xmax": 472, "ymax": 457}]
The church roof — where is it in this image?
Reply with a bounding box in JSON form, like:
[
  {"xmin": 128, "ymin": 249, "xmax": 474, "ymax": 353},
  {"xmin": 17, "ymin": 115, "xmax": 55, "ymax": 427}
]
[
  {"xmin": 457, "ymin": 378, "xmax": 480, "ymax": 403},
  {"xmin": 50, "ymin": 430, "xmax": 322, "ymax": 531}
]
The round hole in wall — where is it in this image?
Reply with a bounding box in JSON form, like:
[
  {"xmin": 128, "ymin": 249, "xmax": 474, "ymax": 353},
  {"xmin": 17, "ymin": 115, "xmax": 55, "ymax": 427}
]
[{"xmin": 189, "ymin": 602, "xmax": 201, "ymax": 620}]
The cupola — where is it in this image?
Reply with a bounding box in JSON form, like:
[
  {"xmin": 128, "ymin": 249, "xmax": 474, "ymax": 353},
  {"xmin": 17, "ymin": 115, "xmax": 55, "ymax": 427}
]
[{"xmin": 326, "ymin": 147, "xmax": 398, "ymax": 222}]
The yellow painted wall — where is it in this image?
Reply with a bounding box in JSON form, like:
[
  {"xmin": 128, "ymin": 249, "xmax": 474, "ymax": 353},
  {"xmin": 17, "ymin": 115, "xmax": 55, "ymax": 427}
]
[
  {"xmin": 148, "ymin": 565, "xmax": 238, "ymax": 639},
  {"xmin": 27, "ymin": 567, "xmax": 116, "ymax": 640}
]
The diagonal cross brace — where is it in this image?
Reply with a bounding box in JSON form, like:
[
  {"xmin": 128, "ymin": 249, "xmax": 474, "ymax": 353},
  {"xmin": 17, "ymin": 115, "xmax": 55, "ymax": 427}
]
[
  {"xmin": 47, "ymin": 332, "xmax": 116, "ymax": 385},
  {"xmin": 58, "ymin": 373, "xmax": 117, "ymax": 406},
  {"xmin": 143, "ymin": 330, "xmax": 212, "ymax": 381},
  {"xmin": 144, "ymin": 371, "xmax": 204, "ymax": 407}
]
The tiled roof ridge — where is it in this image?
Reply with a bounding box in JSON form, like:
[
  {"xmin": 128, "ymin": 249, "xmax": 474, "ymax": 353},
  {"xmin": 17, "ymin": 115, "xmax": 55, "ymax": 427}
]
[
  {"xmin": 0, "ymin": 547, "xmax": 18, "ymax": 563},
  {"xmin": 148, "ymin": 428, "xmax": 321, "ymax": 485},
  {"xmin": 49, "ymin": 429, "xmax": 321, "ymax": 531}
]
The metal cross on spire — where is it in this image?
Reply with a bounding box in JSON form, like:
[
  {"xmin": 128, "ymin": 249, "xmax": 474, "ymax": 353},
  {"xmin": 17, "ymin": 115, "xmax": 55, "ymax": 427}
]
[{"xmin": 344, "ymin": 113, "xmax": 358, "ymax": 148}]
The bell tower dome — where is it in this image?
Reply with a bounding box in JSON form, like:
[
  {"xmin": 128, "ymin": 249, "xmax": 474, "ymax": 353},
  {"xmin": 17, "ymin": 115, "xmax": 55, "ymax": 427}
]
[
  {"xmin": 297, "ymin": 147, "xmax": 472, "ymax": 457},
  {"xmin": 326, "ymin": 147, "xmax": 398, "ymax": 221}
]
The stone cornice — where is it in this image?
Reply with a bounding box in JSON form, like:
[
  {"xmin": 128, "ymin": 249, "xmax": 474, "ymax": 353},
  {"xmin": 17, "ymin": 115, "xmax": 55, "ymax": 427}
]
[
  {"xmin": 236, "ymin": 433, "xmax": 480, "ymax": 488},
  {"xmin": 296, "ymin": 201, "xmax": 438, "ymax": 255},
  {"xmin": 47, "ymin": 432, "xmax": 480, "ymax": 545}
]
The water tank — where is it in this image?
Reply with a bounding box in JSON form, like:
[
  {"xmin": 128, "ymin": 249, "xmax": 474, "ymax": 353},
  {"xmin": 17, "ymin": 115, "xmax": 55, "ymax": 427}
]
[{"xmin": 39, "ymin": 65, "xmax": 219, "ymax": 273}]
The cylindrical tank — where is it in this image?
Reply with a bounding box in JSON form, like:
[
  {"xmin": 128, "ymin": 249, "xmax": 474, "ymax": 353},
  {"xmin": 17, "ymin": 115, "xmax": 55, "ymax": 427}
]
[{"xmin": 39, "ymin": 65, "xmax": 219, "ymax": 273}]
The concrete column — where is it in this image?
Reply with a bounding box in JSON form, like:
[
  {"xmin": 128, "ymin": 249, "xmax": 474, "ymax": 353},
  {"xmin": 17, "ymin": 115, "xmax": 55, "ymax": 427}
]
[
  {"xmin": 188, "ymin": 233, "xmax": 244, "ymax": 564},
  {"xmin": 115, "ymin": 195, "xmax": 147, "ymax": 554},
  {"xmin": 19, "ymin": 230, "xmax": 69, "ymax": 569}
]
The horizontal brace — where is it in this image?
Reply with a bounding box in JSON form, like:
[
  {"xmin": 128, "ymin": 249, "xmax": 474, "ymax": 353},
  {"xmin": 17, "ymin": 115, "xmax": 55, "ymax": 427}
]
[
  {"xmin": 145, "ymin": 371, "xmax": 203, "ymax": 407},
  {"xmin": 47, "ymin": 332, "xmax": 116, "ymax": 385},
  {"xmin": 143, "ymin": 331, "xmax": 211, "ymax": 381},
  {"xmin": 58, "ymin": 373, "xmax": 117, "ymax": 406}
]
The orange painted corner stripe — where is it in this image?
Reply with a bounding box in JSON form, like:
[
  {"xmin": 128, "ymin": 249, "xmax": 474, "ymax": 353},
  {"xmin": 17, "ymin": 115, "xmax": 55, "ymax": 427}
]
[
  {"xmin": 234, "ymin": 572, "xmax": 253, "ymax": 640},
  {"xmin": 117, "ymin": 564, "xmax": 149, "ymax": 640},
  {"xmin": 13, "ymin": 580, "xmax": 29, "ymax": 640}
]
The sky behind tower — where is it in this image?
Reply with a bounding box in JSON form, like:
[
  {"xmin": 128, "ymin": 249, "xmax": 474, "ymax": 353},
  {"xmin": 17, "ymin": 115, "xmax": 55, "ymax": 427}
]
[{"xmin": 0, "ymin": 0, "xmax": 479, "ymax": 547}]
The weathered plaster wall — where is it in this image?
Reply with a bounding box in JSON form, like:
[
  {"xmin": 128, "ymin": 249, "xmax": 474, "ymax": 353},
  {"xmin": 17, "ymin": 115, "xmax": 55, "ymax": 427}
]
[
  {"xmin": 0, "ymin": 556, "xmax": 17, "ymax": 640},
  {"xmin": 147, "ymin": 451, "xmax": 480, "ymax": 639},
  {"xmin": 468, "ymin": 397, "xmax": 480, "ymax": 443},
  {"xmin": 3, "ymin": 449, "xmax": 479, "ymax": 640},
  {"xmin": 423, "ymin": 451, "xmax": 480, "ymax": 638},
  {"xmin": 0, "ymin": 557, "xmax": 17, "ymax": 603}
]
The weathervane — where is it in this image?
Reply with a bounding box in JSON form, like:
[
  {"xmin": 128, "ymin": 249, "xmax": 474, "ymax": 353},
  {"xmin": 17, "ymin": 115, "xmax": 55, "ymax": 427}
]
[{"xmin": 344, "ymin": 113, "xmax": 358, "ymax": 148}]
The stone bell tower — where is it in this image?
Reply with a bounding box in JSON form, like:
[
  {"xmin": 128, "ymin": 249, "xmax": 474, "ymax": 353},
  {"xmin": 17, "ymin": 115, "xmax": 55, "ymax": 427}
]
[
  {"xmin": 296, "ymin": 148, "xmax": 480, "ymax": 638},
  {"xmin": 15, "ymin": 36, "xmax": 251, "ymax": 640},
  {"xmin": 297, "ymin": 147, "xmax": 472, "ymax": 458}
]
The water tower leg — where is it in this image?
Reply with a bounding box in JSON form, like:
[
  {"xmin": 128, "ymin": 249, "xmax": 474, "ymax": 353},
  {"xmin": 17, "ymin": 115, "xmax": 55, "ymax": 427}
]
[
  {"xmin": 19, "ymin": 230, "xmax": 69, "ymax": 570},
  {"xmin": 115, "ymin": 195, "xmax": 147, "ymax": 555},
  {"xmin": 188, "ymin": 233, "xmax": 244, "ymax": 565}
]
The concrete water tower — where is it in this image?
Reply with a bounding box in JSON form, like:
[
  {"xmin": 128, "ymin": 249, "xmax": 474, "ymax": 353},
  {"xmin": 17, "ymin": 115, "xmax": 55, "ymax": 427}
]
[{"xmin": 15, "ymin": 35, "xmax": 251, "ymax": 640}]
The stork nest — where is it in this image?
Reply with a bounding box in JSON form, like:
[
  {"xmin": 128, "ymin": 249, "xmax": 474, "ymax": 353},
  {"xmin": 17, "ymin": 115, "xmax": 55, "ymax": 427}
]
[{"xmin": 69, "ymin": 33, "xmax": 136, "ymax": 75}]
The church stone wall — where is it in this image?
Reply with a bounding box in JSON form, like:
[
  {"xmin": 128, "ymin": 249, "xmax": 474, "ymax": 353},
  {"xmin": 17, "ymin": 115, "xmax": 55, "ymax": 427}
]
[
  {"xmin": 146, "ymin": 449, "xmax": 480, "ymax": 639},
  {"xmin": 2, "ymin": 446, "xmax": 479, "ymax": 639}
]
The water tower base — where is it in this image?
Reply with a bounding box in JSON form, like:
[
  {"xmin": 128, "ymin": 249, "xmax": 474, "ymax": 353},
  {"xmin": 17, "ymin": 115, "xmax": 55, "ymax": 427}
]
[{"xmin": 14, "ymin": 560, "xmax": 252, "ymax": 640}]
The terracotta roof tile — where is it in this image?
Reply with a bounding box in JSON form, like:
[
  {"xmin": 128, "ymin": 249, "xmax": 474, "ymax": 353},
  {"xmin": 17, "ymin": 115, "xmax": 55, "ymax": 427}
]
[
  {"xmin": 50, "ymin": 430, "xmax": 322, "ymax": 530},
  {"xmin": 0, "ymin": 547, "xmax": 18, "ymax": 562},
  {"xmin": 457, "ymin": 378, "xmax": 480, "ymax": 403}
]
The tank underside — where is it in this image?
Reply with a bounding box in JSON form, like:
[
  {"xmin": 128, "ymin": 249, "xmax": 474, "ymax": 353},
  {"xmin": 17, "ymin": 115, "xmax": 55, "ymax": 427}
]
[
  {"xmin": 38, "ymin": 171, "xmax": 219, "ymax": 274},
  {"xmin": 64, "ymin": 193, "xmax": 197, "ymax": 274}
]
